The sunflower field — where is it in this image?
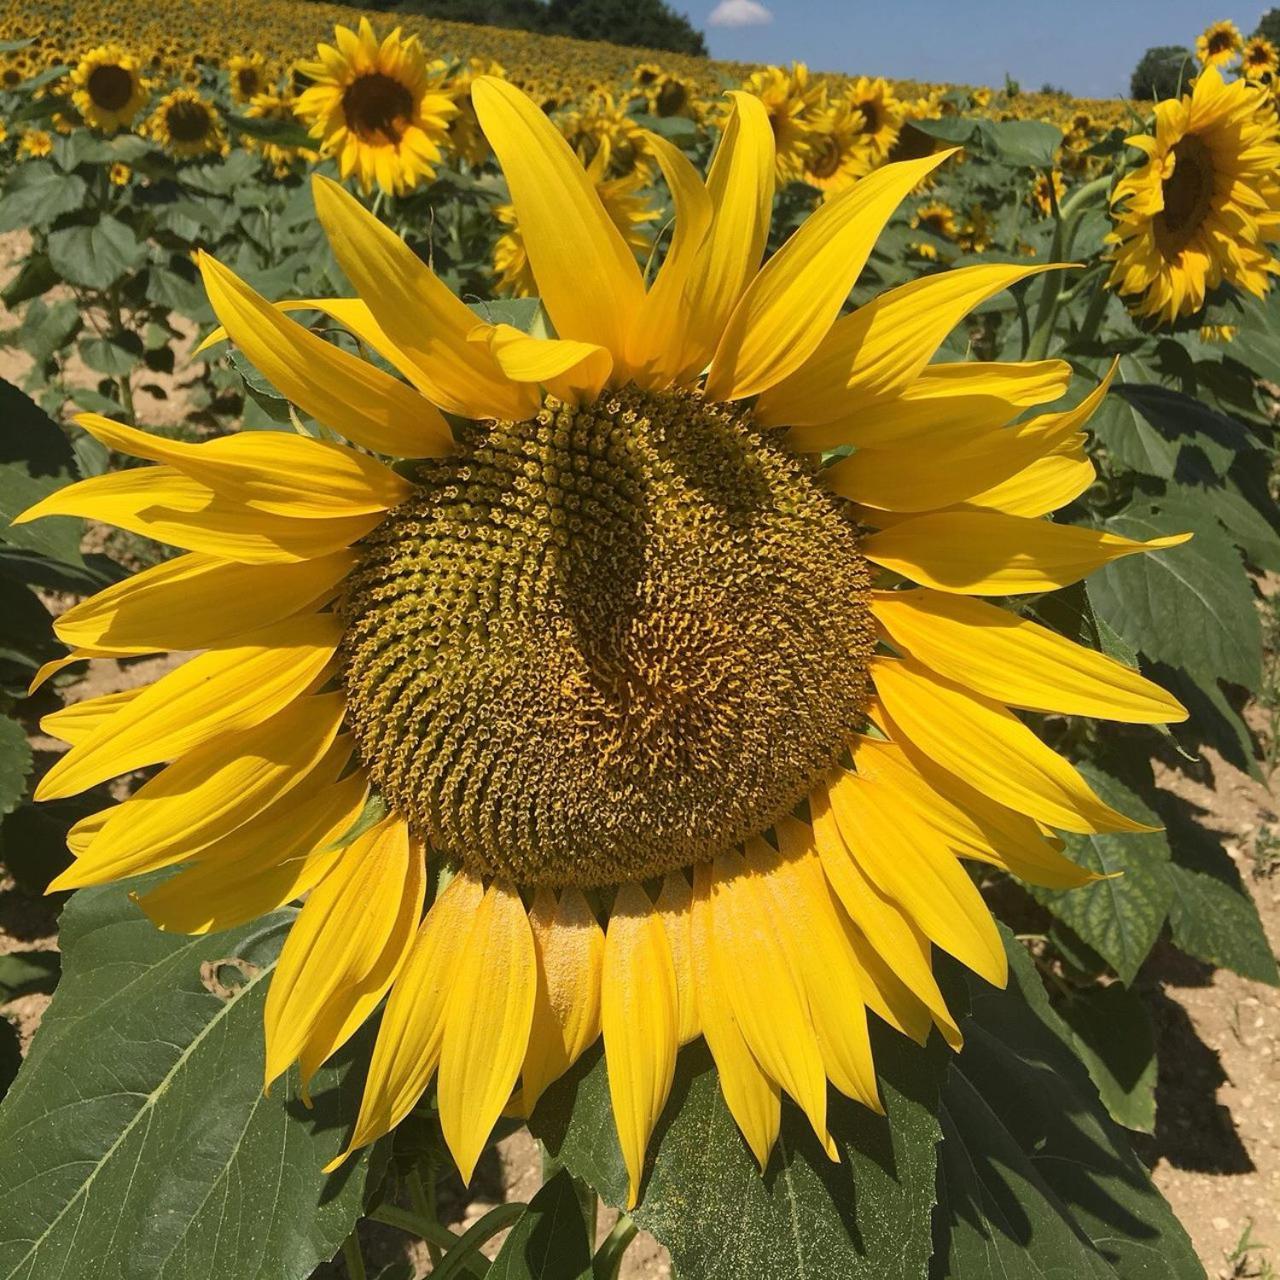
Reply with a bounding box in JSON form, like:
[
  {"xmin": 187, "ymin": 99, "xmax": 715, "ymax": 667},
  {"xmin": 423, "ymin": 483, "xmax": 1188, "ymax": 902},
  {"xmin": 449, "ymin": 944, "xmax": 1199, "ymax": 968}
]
[{"xmin": 0, "ymin": 0, "xmax": 1278, "ymax": 1276}]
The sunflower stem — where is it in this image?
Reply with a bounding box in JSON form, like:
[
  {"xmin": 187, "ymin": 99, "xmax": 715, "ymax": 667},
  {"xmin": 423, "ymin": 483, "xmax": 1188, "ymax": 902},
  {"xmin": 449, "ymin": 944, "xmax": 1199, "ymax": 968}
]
[
  {"xmin": 341, "ymin": 1227, "xmax": 367, "ymax": 1280},
  {"xmin": 592, "ymin": 1214, "xmax": 638, "ymax": 1280},
  {"xmin": 367, "ymin": 1204, "xmax": 485, "ymax": 1272},
  {"xmin": 408, "ymin": 1164, "xmax": 443, "ymax": 1267}
]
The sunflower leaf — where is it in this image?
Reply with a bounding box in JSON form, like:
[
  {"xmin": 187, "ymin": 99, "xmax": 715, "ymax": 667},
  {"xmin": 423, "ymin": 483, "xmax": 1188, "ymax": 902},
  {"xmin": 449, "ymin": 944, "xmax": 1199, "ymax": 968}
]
[{"xmin": 0, "ymin": 876, "xmax": 386, "ymax": 1280}]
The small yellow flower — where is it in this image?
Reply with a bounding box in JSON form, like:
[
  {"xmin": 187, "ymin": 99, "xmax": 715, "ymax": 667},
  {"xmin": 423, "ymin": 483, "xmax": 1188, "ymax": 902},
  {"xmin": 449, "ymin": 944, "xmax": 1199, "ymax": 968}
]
[
  {"xmin": 1196, "ymin": 19, "xmax": 1243, "ymax": 70},
  {"xmin": 19, "ymin": 128, "xmax": 52, "ymax": 158},
  {"xmin": 108, "ymin": 161, "xmax": 131, "ymax": 185}
]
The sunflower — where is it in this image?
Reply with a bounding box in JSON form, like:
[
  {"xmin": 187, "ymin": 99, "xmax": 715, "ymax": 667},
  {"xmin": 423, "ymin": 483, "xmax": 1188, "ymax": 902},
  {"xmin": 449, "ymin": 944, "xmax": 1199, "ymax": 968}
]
[
  {"xmin": 909, "ymin": 199, "xmax": 958, "ymax": 258},
  {"xmin": 1196, "ymin": 19, "xmax": 1242, "ymax": 70},
  {"xmin": 801, "ymin": 98, "xmax": 871, "ymax": 197},
  {"xmin": 1108, "ymin": 66, "xmax": 1280, "ymax": 321},
  {"xmin": 22, "ymin": 82, "xmax": 1189, "ymax": 1210},
  {"xmin": 493, "ymin": 147, "xmax": 657, "ymax": 297},
  {"xmin": 69, "ymin": 44, "xmax": 149, "ymax": 133},
  {"xmin": 18, "ymin": 128, "xmax": 52, "ymax": 158},
  {"xmin": 1242, "ymin": 35, "xmax": 1278, "ymax": 82},
  {"xmin": 557, "ymin": 90, "xmax": 650, "ymax": 178},
  {"xmin": 108, "ymin": 161, "xmax": 131, "ymax": 185},
  {"xmin": 244, "ymin": 89, "xmax": 317, "ymax": 175},
  {"xmin": 1198, "ymin": 322, "xmax": 1237, "ymax": 342},
  {"xmin": 228, "ymin": 52, "xmax": 269, "ymax": 105},
  {"xmin": 444, "ymin": 57, "xmax": 506, "ymax": 169},
  {"xmin": 1030, "ymin": 168, "xmax": 1066, "ymax": 216},
  {"xmin": 738, "ymin": 63, "xmax": 825, "ymax": 182},
  {"xmin": 145, "ymin": 88, "xmax": 226, "ymax": 158},
  {"xmin": 843, "ymin": 76, "xmax": 903, "ymax": 166},
  {"xmin": 294, "ymin": 18, "xmax": 457, "ymax": 197}
]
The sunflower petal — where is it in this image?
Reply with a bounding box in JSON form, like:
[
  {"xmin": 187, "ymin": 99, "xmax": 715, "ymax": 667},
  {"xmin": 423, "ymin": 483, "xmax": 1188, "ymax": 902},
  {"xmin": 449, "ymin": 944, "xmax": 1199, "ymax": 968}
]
[
  {"xmin": 472, "ymin": 76, "xmax": 645, "ymax": 365},
  {"xmin": 40, "ymin": 687, "xmax": 142, "ymax": 747},
  {"xmin": 439, "ymin": 881, "xmax": 537, "ymax": 1184},
  {"xmin": 602, "ymin": 881, "xmax": 678, "ymax": 1209},
  {"xmin": 471, "ymin": 323, "xmax": 613, "ymax": 404},
  {"xmin": 655, "ymin": 872, "xmax": 699, "ymax": 1044}
]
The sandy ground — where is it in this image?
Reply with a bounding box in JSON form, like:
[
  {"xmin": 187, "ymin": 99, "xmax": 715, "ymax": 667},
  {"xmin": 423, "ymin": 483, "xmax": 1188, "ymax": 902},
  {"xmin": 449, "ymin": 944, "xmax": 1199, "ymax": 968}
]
[{"xmin": 2, "ymin": 234, "xmax": 1278, "ymax": 1278}]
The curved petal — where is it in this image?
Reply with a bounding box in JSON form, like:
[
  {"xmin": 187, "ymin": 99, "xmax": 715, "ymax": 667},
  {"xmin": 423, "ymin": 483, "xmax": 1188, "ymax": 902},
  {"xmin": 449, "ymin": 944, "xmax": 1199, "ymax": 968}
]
[
  {"xmin": 471, "ymin": 323, "xmax": 613, "ymax": 405},
  {"xmin": 472, "ymin": 76, "xmax": 645, "ymax": 366}
]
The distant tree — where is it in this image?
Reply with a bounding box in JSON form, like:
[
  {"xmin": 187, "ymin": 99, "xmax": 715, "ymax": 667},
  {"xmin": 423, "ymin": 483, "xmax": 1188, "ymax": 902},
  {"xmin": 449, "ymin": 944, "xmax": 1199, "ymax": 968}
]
[
  {"xmin": 1038, "ymin": 82, "xmax": 1068, "ymax": 96},
  {"xmin": 394, "ymin": 0, "xmax": 548, "ymax": 29},
  {"xmin": 1256, "ymin": 8, "xmax": 1280, "ymax": 44},
  {"xmin": 543, "ymin": 0, "xmax": 706, "ymax": 55},
  {"xmin": 1130, "ymin": 45, "xmax": 1195, "ymax": 101}
]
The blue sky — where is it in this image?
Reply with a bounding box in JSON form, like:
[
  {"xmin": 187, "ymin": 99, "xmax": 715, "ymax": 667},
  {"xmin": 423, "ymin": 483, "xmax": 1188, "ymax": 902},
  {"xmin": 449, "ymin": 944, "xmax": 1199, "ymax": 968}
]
[{"xmin": 698, "ymin": 1, "xmax": 1270, "ymax": 99}]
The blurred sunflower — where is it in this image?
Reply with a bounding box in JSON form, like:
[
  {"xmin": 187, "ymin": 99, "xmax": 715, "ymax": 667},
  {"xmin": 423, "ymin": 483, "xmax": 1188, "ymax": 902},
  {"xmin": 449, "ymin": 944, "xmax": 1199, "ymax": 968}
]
[
  {"xmin": 909, "ymin": 199, "xmax": 958, "ymax": 258},
  {"xmin": 228, "ymin": 52, "xmax": 269, "ymax": 105},
  {"xmin": 1030, "ymin": 168, "xmax": 1066, "ymax": 216},
  {"xmin": 108, "ymin": 161, "xmax": 131, "ymax": 185},
  {"xmin": 70, "ymin": 44, "xmax": 149, "ymax": 133},
  {"xmin": 844, "ymin": 76, "xmax": 903, "ymax": 165},
  {"xmin": 444, "ymin": 57, "xmax": 506, "ymax": 168},
  {"xmin": 558, "ymin": 90, "xmax": 650, "ymax": 178},
  {"xmin": 145, "ymin": 88, "xmax": 226, "ymax": 158},
  {"xmin": 295, "ymin": 18, "xmax": 456, "ymax": 196},
  {"xmin": 245, "ymin": 89, "xmax": 317, "ymax": 175},
  {"xmin": 801, "ymin": 99, "xmax": 870, "ymax": 196},
  {"xmin": 493, "ymin": 147, "xmax": 657, "ymax": 297},
  {"xmin": 739, "ymin": 62, "xmax": 824, "ymax": 182},
  {"xmin": 1241, "ymin": 35, "xmax": 1278, "ymax": 82},
  {"xmin": 18, "ymin": 128, "xmax": 52, "ymax": 158},
  {"xmin": 23, "ymin": 82, "xmax": 1188, "ymax": 1210},
  {"xmin": 1108, "ymin": 66, "xmax": 1280, "ymax": 321},
  {"xmin": 1196, "ymin": 19, "xmax": 1243, "ymax": 70}
]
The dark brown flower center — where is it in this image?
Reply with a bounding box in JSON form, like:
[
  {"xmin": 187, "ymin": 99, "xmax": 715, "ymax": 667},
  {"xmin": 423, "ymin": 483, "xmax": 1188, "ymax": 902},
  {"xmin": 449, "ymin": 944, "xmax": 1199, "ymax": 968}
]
[
  {"xmin": 167, "ymin": 98, "xmax": 212, "ymax": 142},
  {"xmin": 1159, "ymin": 135, "xmax": 1215, "ymax": 248},
  {"xmin": 342, "ymin": 71, "xmax": 414, "ymax": 145},
  {"xmin": 88, "ymin": 63, "xmax": 134, "ymax": 112}
]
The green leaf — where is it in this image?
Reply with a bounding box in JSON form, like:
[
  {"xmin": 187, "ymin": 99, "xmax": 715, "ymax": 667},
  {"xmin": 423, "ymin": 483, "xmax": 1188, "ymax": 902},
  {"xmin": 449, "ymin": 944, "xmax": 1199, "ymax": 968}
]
[
  {"xmin": 1057, "ymin": 985, "xmax": 1157, "ymax": 1133},
  {"xmin": 931, "ymin": 934, "xmax": 1203, "ymax": 1278},
  {"xmin": 1088, "ymin": 499, "xmax": 1262, "ymax": 692},
  {"xmin": 46, "ymin": 216, "xmax": 147, "ymax": 292},
  {"xmin": 77, "ymin": 332, "xmax": 143, "ymax": 377},
  {"xmin": 0, "ymin": 950, "xmax": 60, "ymax": 1002},
  {"xmin": 1029, "ymin": 765, "xmax": 1171, "ymax": 984},
  {"xmin": 0, "ymin": 878, "xmax": 384, "ymax": 1280},
  {"xmin": 226, "ymin": 111, "xmax": 317, "ymax": 151},
  {"xmin": 0, "ymin": 164, "xmax": 88, "ymax": 236},
  {"xmin": 531, "ymin": 1026, "xmax": 946, "ymax": 1279},
  {"xmin": 0, "ymin": 717, "xmax": 33, "ymax": 819},
  {"xmin": 488, "ymin": 1171, "xmax": 592, "ymax": 1280},
  {"xmin": 984, "ymin": 119, "xmax": 1065, "ymax": 167},
  {"xmin": 1109, "ymin": 384, "xmax": 1252, "ymax": 480}
]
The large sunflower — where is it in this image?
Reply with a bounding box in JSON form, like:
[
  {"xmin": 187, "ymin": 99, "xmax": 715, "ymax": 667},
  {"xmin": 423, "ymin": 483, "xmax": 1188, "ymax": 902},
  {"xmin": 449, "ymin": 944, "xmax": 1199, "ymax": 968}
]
[
  {"xmin": 1107, "ymin": 66, "xmax": 1280, "ymax": 321},
  {"xmin": 22, "ymin": 82, "xmax": 1189, "ymax": 1209},
  {"xmin": 70, "ymin": 44, "xmax": 149, "ymax": 133},
  {"xmin": 294, "ymin": 18, "xmax": 456, "ymax": 197},
  {"xmin": 144, "ymin": 87, "xmax": 226, "ymax": 158}
]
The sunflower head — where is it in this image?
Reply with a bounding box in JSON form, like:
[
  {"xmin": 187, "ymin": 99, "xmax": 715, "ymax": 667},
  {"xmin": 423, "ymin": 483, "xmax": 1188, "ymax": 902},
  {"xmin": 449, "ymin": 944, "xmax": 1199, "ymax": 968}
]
[
  {"xmin": 228, "ymin": 52, "xmax": 268, "ymax": 105},
  {"xmin": 18, "ymin": 128, "xmax": 52, "ymax": 158},
  {"xmin": 1030, "ymin": 168, "xmax": 1066, "ymax": 217},
  {"xmin": 1108, "ymin": 66, "xmax": 1280, "ymax": 321},
  {"xmin": 1196, "ymin": 19, "xmax": 1243, "ymax": 70},
  {"xmin": 738, "ymin": 63, "xmax": 826, "ymax": 182},
  {"xmin": 108, "ymin": 160, "xmax": 131, "ymax": 185},
  {"xmin": 558, "ymin": 91, "xmax": 649, "ymax": 179},
  {"xmin": 23, "ymin": 80, "xmax": 1189, "ymax": 1214},
  {"xmin": 145, "ymin": 87, "xmax": 226, "ymax": 158},
  {"xmin": 294, "ymin": 18, "xmax": 457, "ymax": 196},
  {"xmin": 801, "ymin": 98, "xmax": 873, "ymax": 195},
  {"xmin": 844, "ymin": 76, "xmax": 903, "ymax": 161},
  {"xmin": 70, "ymin": 43, "xmax": 149, "ymax": 133},
  {"xmin": 1242, "ymin": 35, "xmax": 1278, "ymax": 82}
]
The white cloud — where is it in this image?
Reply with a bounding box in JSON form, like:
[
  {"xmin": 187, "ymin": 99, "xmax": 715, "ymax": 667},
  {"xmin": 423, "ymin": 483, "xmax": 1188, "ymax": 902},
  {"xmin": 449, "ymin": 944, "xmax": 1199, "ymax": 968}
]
[{"xmin": 707, "ymin": 0, "xmax": 773, "ymax": 28}]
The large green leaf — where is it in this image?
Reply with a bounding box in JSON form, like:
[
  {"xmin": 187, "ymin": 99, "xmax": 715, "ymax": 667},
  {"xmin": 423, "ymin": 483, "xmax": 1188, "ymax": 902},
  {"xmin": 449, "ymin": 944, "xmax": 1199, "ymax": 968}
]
[
  {"xmin": 0, "ymin": 717, "xmax": 33, "ymax": 819},
  {"xmin": 931, "ymin": 936, "xmax": 1203, "ymax": 1279},
  {"xmin": 0, "ymin": 878, "xmax": 383, "ymax": 1280},
  {"xmin": 0, "ymin": 164, "xmax": 87, "ymax": 236},
  {"xmin": 46, "ymin": 216, "xmax": 147, "ymax": 292},
  {"xmin": 531, "ymin": 1027, "xmax": 947, "ymax": 1279},
  {"xmin": 1030, "ymin": 766, "xmax": 1171, "ymax": 984},
  {"xmin": 1057, "ymin": 985, "xmax": 1157, "ymax": 1134},
  {"xmin": 1087, "ymin": 499, "xmax": 1261, "ymax": 692}
]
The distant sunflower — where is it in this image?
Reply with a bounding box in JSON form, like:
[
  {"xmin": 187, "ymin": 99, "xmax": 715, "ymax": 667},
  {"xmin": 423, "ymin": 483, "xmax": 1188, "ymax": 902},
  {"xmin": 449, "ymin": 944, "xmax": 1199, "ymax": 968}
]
[
  {"xmin": 145, "ymin": 88, "xmax": 226, "ymax": 158},
  {"xmin": 801, "ymin": 98, "xmax": 870, "ymax": 196},
  {"xmin": 493, "ymin": 148, "xmax": 657, "ymax": 297},
  {"xmin": 295, "ymin": 18, "xmax": 456, "ymax": 196},
  {"xmin": 245, "ymin": 89, "xmax": 317, "ymax": 175},
  {"xmin": 444, "ymin": 57, "xmax": 506, "ymax": 168},
  {"xmin": 1108, "ymin": 66, "xmax": 1280, "ymax": 321},
  {"xmin": 108, "ymin": 161, "xmax": 131, "ymax": 185},
  {"xmin": 1196, "ymin": 19, "xmax": 1243, "ymax": 70},
  {"xmin": 18, "ymin": 128, "xmax": 52, "ymax": 158},
  {"xmin": 1241, "ymin": 35, "xmax": 1278, "ymax": 82},
  {"xmin": 1030, "ymin": 168, "xmax": 1066, "ymax": 216},
  {"xmin": 558, "ymin": 90, "xmax": 649, "ymax": 178},
  {"xmin": 228, "ymin": 52, "xmax": 269, "ymax": 105},
  {"xmin": 70, "ymin": 44, "xmax": 149, "ymax": 133},
  {"xmin": 739, "ymin": 62, "xmax": 825, "ymax": 182},
  {"xmin": 23, "ymin": 82, "xmax": 1188, "ymax": 1210},
  {"xmin": 844, "ymin": 76, "xmax": 903, "ymax": 165}
]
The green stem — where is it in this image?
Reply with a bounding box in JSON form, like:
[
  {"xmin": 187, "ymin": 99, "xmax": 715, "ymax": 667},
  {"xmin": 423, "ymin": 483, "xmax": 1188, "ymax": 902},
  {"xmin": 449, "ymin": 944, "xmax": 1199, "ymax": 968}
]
[
  {"xmin": 1073, "ymin": 274, "xmax": 1113, "ymax": 349},
  {"xmin": 408, "ymin": 1165, "xmax": 442, "ymax": 1268},
  {"xmin": 592, "ymin": 1215, "xmax": 638, "ymax": 1280},
  {"xmin": 430, "ymin": 1203, "xmax": 526, "ymax": 1280},
  {"xmin": 367, "ymin": 1204, "xmax": 481, "ymax": 1270},
  {"xmin": 341, "ymin": 1228, "xmax": 367, "ymax": 1280}
]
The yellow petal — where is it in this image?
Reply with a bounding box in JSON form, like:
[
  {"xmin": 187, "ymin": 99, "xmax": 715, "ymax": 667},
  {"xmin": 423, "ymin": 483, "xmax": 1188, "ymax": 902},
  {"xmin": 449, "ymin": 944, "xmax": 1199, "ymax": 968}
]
[
  {"xmin": 518, "ymin": 887, "xmax": 604, "ymax": 1114},
  {"xmin": 705, "ymin": 150, "xmax": 952, "ymax": 402},
  {"xmin": 311, "ymin": 174, "xmax": 534, "ymax": 421},
  {"xmin": 264, "ymin": 817, "xmax": 424, "ymax": 1088},
  {"xmin": 16, "ymin": 467, "xmax": 378, "ymax": 565},
  {"xmin": 823, "ymin": 769, "xmax": 1007, "ymax": 988},
  {"xmin": 325, "ymin": 872, "xmax": 485, "ymax": 1170},
  {"xmin": 747, "ymin": 836, "xmax": 881, "ymax": 1112},
  {"xmin": 676, "ymin": 91, "xmax": 775, "ymax": 382},
  {"xmin": 964, "ymin": 445, "xmax": 1095, "ymax": 517},
  {"xmin": 471, "ymin": 323, "xmax": 612, "ymax": 405},
  {"xmin": 690, "ymin": 861, "xmax": 780, "ymax": 1169},
  {"xmin": 806, "ymin": 798, "xmax": 962, "ymax": 1048},
  {"xmin": 40, "ymin": 687, "xmax": 142, "ymax": 747},
  {"xmin": 872, "ymin": 655, "xmax": 1160, "ymax": 834},
  {"xmin": 757, "ymin": 263, "xmax": 1064, "ymax": 430},
  {"xmin": 655, "ymin": 872, "xmax": 699, "ymax": 1045},
  {"xmin": 708, "ymin": 849, "xmax": 835, "ymax": 1158},
  {"xmin": 601, "ymin": 881, "xmax": 678, "ymax": 1209},
  {"xmin": 785, "ymin": 359, "xmax": 1072, "ymax": 453},
  {"xmin": 135, "ymin": 755, "xmax": 368, "ymax": 934},
  {"xmin": 51, "ymin": 692, "xmax": 347, "ymax": 889},
  {"xmin": 439, "ymin": 880, "xmax": 537, "ymax": 1184},
  {"xmin": 37, "ymin": 613, "xmax": 341, "ymax": 800},
  {"xmin": 627, "ymin": 131, "xmax": 713, "ymax": 387},
  {"xmin": 54, "ymin": 550, "xmax": 354, "ymax": 657},
  {"xmin": 472, "ymin": 76, "xmax": 645, "ymax": 366},
  {"xmin": 198, "ymin": 253, "xmax": 453, "ymax": 459},
  {"xmin": 872, "ymin": 588, "xmax": 1186, "ymax": 723},
  {"xmin": 862, "ymin": 511, "xmax": 1191, "ymax": 595}
]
